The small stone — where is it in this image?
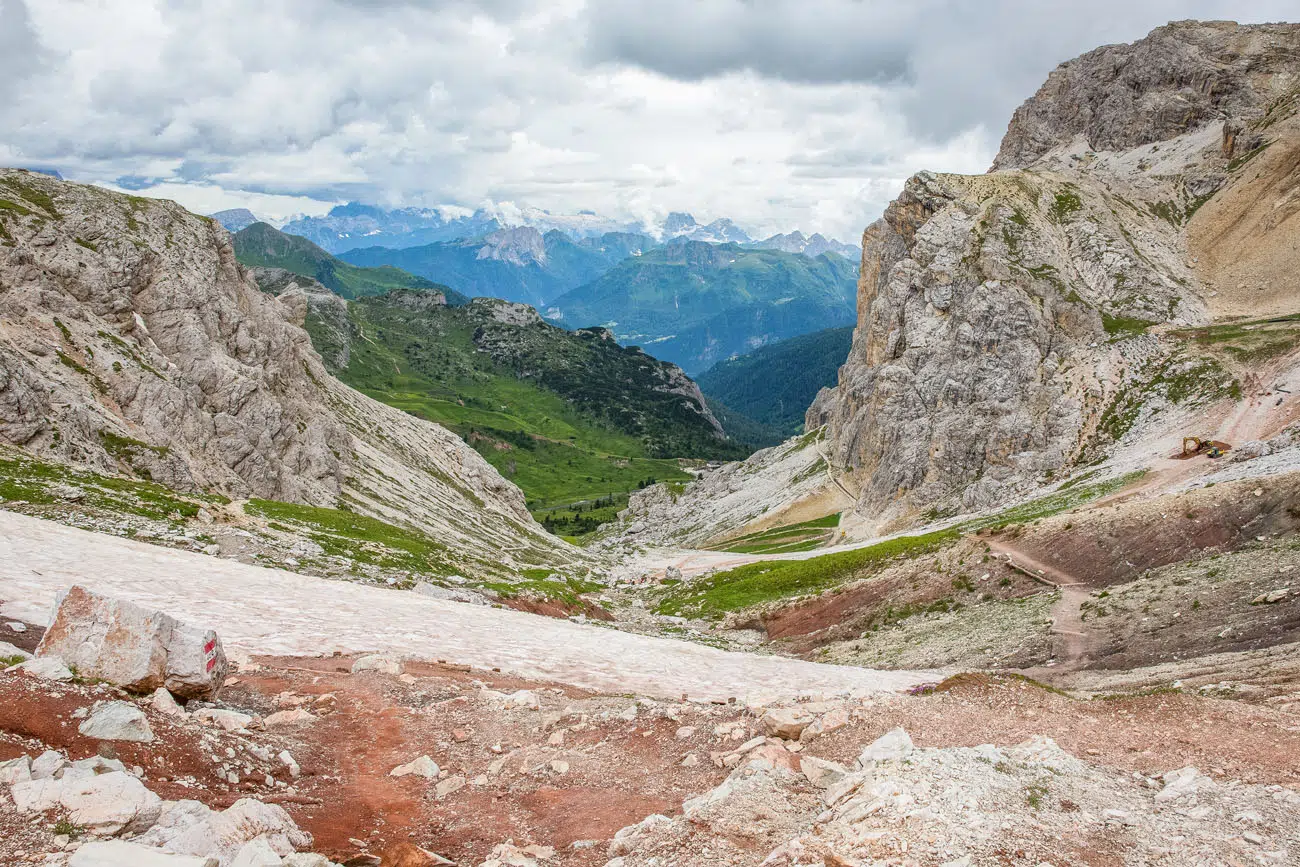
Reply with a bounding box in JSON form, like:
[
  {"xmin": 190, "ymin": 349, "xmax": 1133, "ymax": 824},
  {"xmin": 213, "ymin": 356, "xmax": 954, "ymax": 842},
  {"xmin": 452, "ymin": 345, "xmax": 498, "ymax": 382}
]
[
  {"xmin": 78, "ymin": 701, "xmax": 154, "ymax": 743},
  {"xmin": 351, "ymin": 654, "xmax": 404, "ymax": 675},
  {"xmin": 390, "ymin": 756, "xmax": 440, "ymax": 779},
  {"xmin": 264, "ymin": 708, "xmax": 317, "ymax": 728},
  {"xmin": 192, "ymin": 708, "xmax": 253, "ymax": 732},
  {"xmin": 681, "ymin": 754, "xmax": 699, "ymax": 768},
  {"xmin": 5, "ymin": 621, "xmax": 27, "ymax": 633},
  {"xmin": 279, "ymin": 750, "xmax": 301, "ymax": 778},
  {"xmin": 761, "ymin": 708, "xmax": 814, "ymax": 740},
  {"xmin": 547, "ymin": 730, "xmax": 565, "ymax": 746},
  {"xmin": 858, "ymin": 727, "xmax": 913, "ymax": 764},
  {"xmin": 151, "ymin": 688, "xmax": 186, "ymax": 717},
  {"xmin": 549, "ymin": 760, "xmax": 570, "ymax": 775},
  {"xmin": 14, "ymin": 656, "xmax": 74, "ymax": 681},
  {"xmin": 675, "ymin": 726, "xmax": 696, "ymax": 740},
  {"xmin": 435, "ymin": 775, "xmax": 466, "ymax": 798}
]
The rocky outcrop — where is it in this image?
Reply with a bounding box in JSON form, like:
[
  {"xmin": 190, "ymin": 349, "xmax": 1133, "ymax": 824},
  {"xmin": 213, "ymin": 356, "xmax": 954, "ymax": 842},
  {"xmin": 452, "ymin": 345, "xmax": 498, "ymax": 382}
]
[
  {"xmin": 0, "ymin": 170, "xmax": 581, "ymax": 576},
  {"xmin": 811, "ymin": 21, "xmax": 1300, "ymax": 528},
  {"xmin": 993, "ymin": 21, "xmax": 1300, "ymax": 171}
]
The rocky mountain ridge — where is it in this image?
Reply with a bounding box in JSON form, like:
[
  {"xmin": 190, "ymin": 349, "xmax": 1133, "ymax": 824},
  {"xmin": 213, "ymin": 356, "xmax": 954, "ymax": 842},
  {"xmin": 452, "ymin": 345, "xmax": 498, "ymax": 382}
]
[
  {"xmin": 809, "ymin": 19, "xmax": 1300, "ymax": 529},
  {"xmin": 0, "ymin": 169, "xmax": 580, "ymax": 578}
]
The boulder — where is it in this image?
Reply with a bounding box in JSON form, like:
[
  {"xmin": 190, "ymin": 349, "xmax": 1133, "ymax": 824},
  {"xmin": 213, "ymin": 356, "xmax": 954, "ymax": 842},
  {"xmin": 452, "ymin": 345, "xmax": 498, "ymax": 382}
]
[
  {"xmin": 799, "ymin": 756, "xmax": 850, "ymax": 789},
  {"xmin": 0, "ymin": 639, "xmax": 32, "ymax": 661},
  {"xmin": 14, "ymin": 770, "xmax": 162, "ymax": 835},
  {"xmin": 0, "ymin": 754, "xmax": 32, "ymax": 785},
  {"xmin": 857, "ymin": 727, "xmax": 913, "ymax": 765},
  {"xmin": 14, "ymin": 655, "xmax": 73, "ymax": 681},
  {"xmin": 70, "ymin": 841, "xmax": 218, "ymax": 867},
  {"xmin": 135, "ymin": 800, "xmax": 215, "ymax": 849},
  {"xmin": 79, "ymin": 701, "xmax": 155, "ymax": 743},
  {"xmin": 36, "ymin": 586, "xmax": 227, "ymax": 699},
  {"xmin": 390, "ymin": 756, "xmax": 440, "ymax": 779},
  {"xmin": 166, "ymin": 798, "xmax": 311, "ymax": 863},
  {"xmin": 351, "ymin": 654, "xmax": 404, "ymax": 675},
  {"xmin": 31, "ymin": 749, "xmax": 67, "ymax": 780},
  {"xmin": 152, "ymin": 687, "xmax": 187, "ymax": 717},
  {"xmin": 761, "ymin": 708, "xmax": 815, "ymax": 740},
  {"xmin": 800, "ymin": 707, "xmax": 850, "ymax": 742},
  {"xmin": 230, "ymin": 837, "xmax": 285, "ymax": 867}
]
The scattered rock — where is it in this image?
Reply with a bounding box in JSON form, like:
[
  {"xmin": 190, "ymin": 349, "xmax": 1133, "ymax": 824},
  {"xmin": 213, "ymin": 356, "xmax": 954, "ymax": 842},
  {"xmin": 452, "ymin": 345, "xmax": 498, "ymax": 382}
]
[
  {"xmin": 857, "ymin": 727, "xmax": 913, "ymax": 764},
  {"xmin": 800, "ymin": 756, "xmax": 851, "ymax": 789},
  {"xmin": 265, "ymin": 708, "xmax": 318, "ymax": 728},
  {"xmin": 381, "ymin": 842, "xmax": 455, "ymax": 866},
  {"xmin": 0, "ymin": 639, "xmax": 32, "ymax": 660},
  {"xmin": 390, "ymin": 756, "xmax": 440, "ymax": 779},
  {"xmin": 152, "ymin": 687, "xmax": 187, "ymax": 717},
  {"xmin": 79, "ymin": 700, "xmax": 155, "ymax": 743},
  {"xmin": 351, "ymin": 654, "xmax": 405, "ymax": 676},
  {"xmin": 435, "ymin": 775, "xmax": 466, "ymax": 798},
  {"xmin": 761, "ymin": 708, "xmax": 815, "ymax": 740},
  {"xmin": 193, "ymin": 708, "xmax": 255, "ymax": 732}
]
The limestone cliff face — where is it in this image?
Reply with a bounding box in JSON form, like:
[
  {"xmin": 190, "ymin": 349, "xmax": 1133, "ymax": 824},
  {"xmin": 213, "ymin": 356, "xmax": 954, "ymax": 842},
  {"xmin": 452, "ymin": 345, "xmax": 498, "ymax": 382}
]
[
  {"xmin": 0, "ymin": 170, "xmax": 580, "ymax": 575},
  {"xmin": 812, "ymin": 21, "xmax": 1300, "ymax": 528}
]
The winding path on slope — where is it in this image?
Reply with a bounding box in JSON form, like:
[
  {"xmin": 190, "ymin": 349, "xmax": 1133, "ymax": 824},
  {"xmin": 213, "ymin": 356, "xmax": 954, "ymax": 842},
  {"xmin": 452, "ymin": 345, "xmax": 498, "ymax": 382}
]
[
  {"xmin": 985, "ymin": 539, "xmax": 1096, "ymax": 669},
  {"xmin": 0, "ymin": 510, "xmax": 933, "ymax": 703}
]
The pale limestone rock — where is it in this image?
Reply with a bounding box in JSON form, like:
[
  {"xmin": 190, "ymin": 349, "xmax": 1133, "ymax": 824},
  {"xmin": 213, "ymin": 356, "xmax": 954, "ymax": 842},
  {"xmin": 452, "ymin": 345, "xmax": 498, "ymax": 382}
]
[
  {"xmin": 78, "ymin": 701, "xmax": 154, "ymax": 743},
  {"xmin": 761, "ymin": 708, "xmax": 815, "ymax": 740},
  {"xmin": 264, "ymin": 709, "xmax": 316, "ymax": 728},
  {"xmin": 14, "ymin": 655, "xmax": 73, "ymax": 681},
  {"xmin": 857, "ymin": 727, "xmax": 913, "ymax": 765},
  {"xmin": 390, "ymin": 756, "xmax": 440, "ymax": 779},
  {"xmin": 165, "ymin": 798, "xmax": 311, "ymax": 863},
  {"xmin": 799, "ymin": 756, "xmax": 850, "ymax": 789},
  {"xmin": 69, "ymin": 841, "xmax": 218, "ymax": 867},
  {"xmin": 192, "ymin": 708, "xmax": 254, "ymax": 732},
  {"xmin": 0, "ymin": 754, "xmax": 32, "ymax": 785},
  {"xmin": 230, "ymin": 836, "xmax": 285, "ymax": 867},
  {"xmin": 351, "ymin": 654, "xmax": 404, "ymax": 676},
  {"xmin": 36, "ymin": 586, "xmax": 227, "ymax": 699}
]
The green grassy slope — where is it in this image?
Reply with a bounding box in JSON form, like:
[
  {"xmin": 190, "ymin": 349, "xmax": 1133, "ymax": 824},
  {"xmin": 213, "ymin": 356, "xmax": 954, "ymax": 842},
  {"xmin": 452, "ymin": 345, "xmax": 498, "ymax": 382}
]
[
  {"xmin": 233, "ymin": 222, "xmax": 448, "ymax": 300},
  {"xmin": 306, "ymin": 292, "xmax": 754, "ymax": 535},
  {"xmin": 546, "ymin": 240, "xmax": 858, "ymax": 373},
  {"xmin": 696, "ymin": 326, "xmax": 855, "ymax": 437}
]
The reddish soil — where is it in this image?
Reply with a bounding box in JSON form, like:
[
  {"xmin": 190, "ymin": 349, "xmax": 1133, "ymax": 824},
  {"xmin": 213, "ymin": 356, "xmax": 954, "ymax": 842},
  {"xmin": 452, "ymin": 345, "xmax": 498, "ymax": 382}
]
[
  {"xmin": 760, "ymin": 538, "xmax": 1039, "ymax": 648},
  {"xmin": 502, "ymin": 597, "xmax": 615, "ymax": 622},
  {"xmin": 993, "ymin": 472, "xmax": 1300, "ymax": 589}
]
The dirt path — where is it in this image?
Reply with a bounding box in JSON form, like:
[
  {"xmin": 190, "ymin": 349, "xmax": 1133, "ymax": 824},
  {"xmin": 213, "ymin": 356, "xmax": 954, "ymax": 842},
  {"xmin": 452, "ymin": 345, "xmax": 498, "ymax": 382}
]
[
  {"xmin": 0, "ymin": 510, "xmax": 933, "ymax": 702},
  {"xmin": 986, "ymin": 539, "xmax": 1096, "ymax": 669}
]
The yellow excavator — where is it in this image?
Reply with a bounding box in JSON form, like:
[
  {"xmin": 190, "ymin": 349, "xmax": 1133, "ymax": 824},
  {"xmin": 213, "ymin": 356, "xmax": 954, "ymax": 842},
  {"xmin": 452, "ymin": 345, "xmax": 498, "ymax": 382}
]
[{"xmin": 1181, "ymin": 436, "xmax": 1227, "ymax": 459}]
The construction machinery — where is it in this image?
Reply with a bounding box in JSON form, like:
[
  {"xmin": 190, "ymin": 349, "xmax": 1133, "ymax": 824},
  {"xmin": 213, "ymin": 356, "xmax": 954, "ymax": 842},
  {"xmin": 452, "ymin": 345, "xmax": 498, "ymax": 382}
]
[{"xmin": 1180, "ymin": 436, "xmax": 1230, "ymax": 459}]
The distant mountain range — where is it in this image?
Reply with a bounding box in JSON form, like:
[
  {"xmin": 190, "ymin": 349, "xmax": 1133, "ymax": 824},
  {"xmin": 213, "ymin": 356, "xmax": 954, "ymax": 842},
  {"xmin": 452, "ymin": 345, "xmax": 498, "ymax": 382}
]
[
  {"xmin": 339, "ymin": 227, "xmax": 652, "ymax": 308},
  {"xmin": 231, "ymin": 222, "xmax": 449, "ymax": 300},
  {"xmin": 218, "ymin": 201, "xmax": 860, "ymax": 260},
  {"xmin": 545, "ymin": 239, "xmax": 859, "ymax": 374}
]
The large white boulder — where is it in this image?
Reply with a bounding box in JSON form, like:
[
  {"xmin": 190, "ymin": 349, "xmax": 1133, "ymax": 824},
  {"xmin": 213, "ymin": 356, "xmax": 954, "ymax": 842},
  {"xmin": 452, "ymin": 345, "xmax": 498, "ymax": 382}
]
[
  {"xmin": 36, "ymin": 585, "xmax": 228, "ymax": 698},
  {"xmin": 166, "ymin": 798, "xmax": 311, "ymax": 863},
  {"xmin": 70, "ymin": 841, "xmax": 218, "ymax": 867},
  {"xmin": 857, "ymin": 727, "xmax": 914, "ymax": 765},
  {"xmin": 79, "ymin": 700, "xmax": 155, "ymax": 743},
  {"xmin": 13, "ymin": 770, "xmax": 162, "ymax": 835}
]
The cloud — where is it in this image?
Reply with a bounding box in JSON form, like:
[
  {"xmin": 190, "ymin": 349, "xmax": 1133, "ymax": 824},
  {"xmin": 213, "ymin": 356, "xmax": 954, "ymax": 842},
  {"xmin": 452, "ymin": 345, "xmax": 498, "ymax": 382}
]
[
  {"xmin": 3, "ymin": 1, "xmax": 1296, "ymax": 241},
  {"xmin": 0, "ymin": 0, "xmax": 47, "ymax": 102}
]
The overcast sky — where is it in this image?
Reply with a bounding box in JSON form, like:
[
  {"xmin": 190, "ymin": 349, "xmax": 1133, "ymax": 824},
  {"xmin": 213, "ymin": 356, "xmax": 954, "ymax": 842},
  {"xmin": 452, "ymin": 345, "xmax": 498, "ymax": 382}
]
[{"xmin": 2, "ymin": 1, "xmax": 1294, "ymax": 239}]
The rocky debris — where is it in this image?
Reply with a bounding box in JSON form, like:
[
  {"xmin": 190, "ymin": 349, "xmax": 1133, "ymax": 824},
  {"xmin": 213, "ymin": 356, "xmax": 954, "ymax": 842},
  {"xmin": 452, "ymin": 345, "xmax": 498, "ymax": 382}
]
[
  {"xmin": 389, "ymin": 756, "xmax": 440, "ymax": 779},
  {"xmin": 192, "ymin": 708, "xmax": 255, "ymax": 732},
  {"xmin": 607, "ymin": 725, "xmax": 1300, "ymax": 866},
  {"xmin": 351, "ymin": 654, "xmax": 405, "ymax": 676},
  {"xmin": 1252, "ymin": 588, "xmax": 1290, "ymax": 605},
  {"xmin": 412, "ymin": 582, "xmax": 490, "ymax": 606},
  {"xmin": 600, "ymin": 433, "xmax": 835, "ymax": 549},
  {"xmin": 36, "ymin": 585, "xmax": 227, "ymax": 699},
  {"xmin": 78, "ymin": 700, "xmax": 155, "ymax": 742}
]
